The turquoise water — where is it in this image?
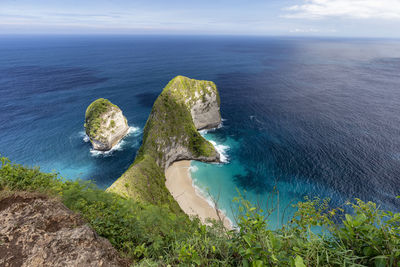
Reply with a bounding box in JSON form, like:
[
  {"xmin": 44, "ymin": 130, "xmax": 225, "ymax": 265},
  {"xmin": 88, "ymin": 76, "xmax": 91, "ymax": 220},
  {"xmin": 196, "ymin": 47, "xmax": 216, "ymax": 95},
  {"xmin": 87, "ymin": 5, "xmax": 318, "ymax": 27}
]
[
  {"xmin": 191, "ymin": 129, "xmax": 298, "ymax": 228},
  {"xmin": 192, "ymin": 128, "xmax": 346, "ymax": 228},
  {"xmin": 2, "ymin": 35, "xmax": 400, "ymax": 228}
]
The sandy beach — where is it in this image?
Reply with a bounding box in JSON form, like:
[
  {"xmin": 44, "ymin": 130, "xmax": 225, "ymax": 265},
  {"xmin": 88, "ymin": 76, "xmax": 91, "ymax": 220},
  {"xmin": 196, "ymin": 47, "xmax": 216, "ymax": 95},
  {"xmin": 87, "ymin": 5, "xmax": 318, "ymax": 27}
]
[{"xmin": 165, "ymin": 160, "xmax": 232, "ymax": 229}]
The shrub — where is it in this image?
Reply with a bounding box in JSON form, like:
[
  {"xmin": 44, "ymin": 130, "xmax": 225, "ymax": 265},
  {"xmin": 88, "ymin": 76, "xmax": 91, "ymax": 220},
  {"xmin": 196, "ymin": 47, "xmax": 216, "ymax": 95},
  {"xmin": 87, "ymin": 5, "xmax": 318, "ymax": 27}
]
[{"xmin": 1, "ymin": 156, "xmax": 399, "ymax": 266}]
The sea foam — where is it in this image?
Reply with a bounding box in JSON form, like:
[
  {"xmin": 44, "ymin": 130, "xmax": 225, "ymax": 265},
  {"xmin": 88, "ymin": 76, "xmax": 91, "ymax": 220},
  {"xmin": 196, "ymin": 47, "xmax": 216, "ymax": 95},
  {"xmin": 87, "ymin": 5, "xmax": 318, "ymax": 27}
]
[
  {"xmin": 189, "ymin": 165, "xmax": 199, "ymax": 173},
  {"xmin": 209, "ymin": 140, "xmax": 230, "ymax": 163},
  {"xmin": 90, "ymin": 140, "xmax": 126, "ymax": 157},
  {"xmin": 198, "ymin": 119, "xmax": 225, "ymax": 134},
  {"xmin": 127, "ymin": 126, "xmax": 141, "ymax": 136},
  {"xmin": 78, "ymin": 131, "xmax": 90, "ymax": 143},
  {"xmin": 86, "ymin": 126, "xmax": 141, "ymax": 157},
  {"xmin": 198, "ymin": 123, "xmax": 230, "ymax": 163}
]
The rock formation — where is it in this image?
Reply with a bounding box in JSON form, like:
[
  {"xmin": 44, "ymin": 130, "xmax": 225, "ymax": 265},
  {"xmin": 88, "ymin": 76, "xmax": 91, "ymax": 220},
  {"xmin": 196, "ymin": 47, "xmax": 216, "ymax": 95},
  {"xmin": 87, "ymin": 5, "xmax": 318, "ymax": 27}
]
[
  {"xmin": 0, "ymin": 192, "xmax": 128, "ymax": 267},
  {"xmin": 85, "ymin": 98, "xmax": 129, "ymax": 151},
  {"xmin": 173, "ymin": 76, "xmax": 221, "ymax": 130},
  {"xmin": 107, "ymin": 76, "xmax": 222, "ymax": 212}
]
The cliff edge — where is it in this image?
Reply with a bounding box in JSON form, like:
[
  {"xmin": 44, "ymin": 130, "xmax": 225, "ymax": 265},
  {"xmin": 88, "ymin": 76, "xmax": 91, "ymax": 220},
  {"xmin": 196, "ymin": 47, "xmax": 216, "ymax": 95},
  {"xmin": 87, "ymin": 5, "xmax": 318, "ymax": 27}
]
[
  {"xmin": 85, "ymin": 98, "xmax": 129, "ymax": 151},
  {"xmin": 0, "ymin": 192, "xmax": 128, "ymax": 267},
  {"xmin": 107, "ymin": 76, "xmax": 221, "ymax": 212}
]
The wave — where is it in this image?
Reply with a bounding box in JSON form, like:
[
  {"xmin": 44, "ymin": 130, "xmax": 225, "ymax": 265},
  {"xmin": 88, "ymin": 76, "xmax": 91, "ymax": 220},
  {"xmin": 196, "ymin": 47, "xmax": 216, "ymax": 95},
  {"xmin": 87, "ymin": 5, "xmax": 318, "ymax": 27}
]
[
  {"xmin": 83, "ymin": 135, "xmax": 90, "ymax": 143},
  {"xmin": 126, "ymin": 126, "xmax": 141, "ymax": 136},
  {"xmin": 90, "ymin": 140, "xmax": 126, "ymax": 157},
  {"xmin": 209, "ymin": 140, "xmax": 230, "ymax": 163},
  {"xmin": 198, "ymin": 125, "xmax": 230, "ymax": 164},
  {"xmin": 85, "ymin": 126, "xmax": 142, "ymax": 157},
  {"xmin": 199, "ymin": 119, "xmax": 230, "ymax": 163},
  {"xmin": 78, "ymin": 131, "xmax": 90, "ymax": 143},
  {"xmin": 189, "ymin": 165, "xmax": 199, "ymax": 173},
  {"xmin": 198, "ymin": 119, "xmax": 225, "ymax": 134}
]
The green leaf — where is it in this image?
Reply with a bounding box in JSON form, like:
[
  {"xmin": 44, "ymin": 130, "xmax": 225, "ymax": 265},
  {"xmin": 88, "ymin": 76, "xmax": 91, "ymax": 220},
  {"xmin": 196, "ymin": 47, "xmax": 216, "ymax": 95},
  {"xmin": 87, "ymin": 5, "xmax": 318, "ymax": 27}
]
[
  {"xmin": 253, "ymin": 260, "xmax": 264, "ymax": 267},
  {"xmin": 363, "ymin": 246, "xmax": 374, "ymax": 256},
  {"xmin": 243, "ymin": 235, "xmax": 252, "ymax": 246},
  {"xmin": 355, "ymin": 213, "xmax": 367, "ymax": 222},
  {"xmin": 295, "ymin": 255, "xmax": 306, "ymax": 267},
  {"xmin": 193, "ymin": 256, "xmax": 201, "ymax": 266},
  {"xmin": 246, "ymin": 248, "xmax": 253, "ymax": 256},
  {"xmin": 373, "ymin": 256, "xmax": 387, "ymax": 267}
]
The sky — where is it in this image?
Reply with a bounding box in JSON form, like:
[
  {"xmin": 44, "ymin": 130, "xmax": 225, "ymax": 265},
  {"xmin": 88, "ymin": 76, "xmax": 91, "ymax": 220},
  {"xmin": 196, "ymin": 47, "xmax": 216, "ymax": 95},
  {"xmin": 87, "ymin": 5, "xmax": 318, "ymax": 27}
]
[{"xmin": 1, "ymin": 0, "xmax": 400, "ymax": 37}]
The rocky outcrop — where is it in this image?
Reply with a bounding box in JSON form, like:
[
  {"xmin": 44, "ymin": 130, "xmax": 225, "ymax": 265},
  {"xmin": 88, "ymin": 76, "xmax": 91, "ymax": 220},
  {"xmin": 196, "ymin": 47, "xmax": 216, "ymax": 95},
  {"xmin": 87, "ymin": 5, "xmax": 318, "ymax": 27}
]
[
  {"xmin": 0, "ymin": 192, "xmax": 128, "ymax": 267},
  {"xmin": 188, "ymin": 88, "xmax": 221, "ymax": 130},
  {"xmin": 85, "ymin": 98, "xmax": 129, "ymax": 151},
  {"xmin": 107, "ymin": 76, "xmax": 222, "ymax": 212},
  {"xmin": 148, "ymin": 76, "xmax": 222, "ymax": 169},
  {"xmin": 166, "ymin": 76, "xmax": 221, "ymax": 130}
]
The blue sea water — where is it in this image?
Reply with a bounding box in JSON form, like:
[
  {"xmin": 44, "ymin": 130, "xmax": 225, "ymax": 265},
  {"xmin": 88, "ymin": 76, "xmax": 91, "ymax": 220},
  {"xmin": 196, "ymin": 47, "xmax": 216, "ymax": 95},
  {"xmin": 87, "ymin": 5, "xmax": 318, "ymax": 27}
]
[{"xmin": 1, "ymin": 35, "xmax": 400, "ymax": 227}]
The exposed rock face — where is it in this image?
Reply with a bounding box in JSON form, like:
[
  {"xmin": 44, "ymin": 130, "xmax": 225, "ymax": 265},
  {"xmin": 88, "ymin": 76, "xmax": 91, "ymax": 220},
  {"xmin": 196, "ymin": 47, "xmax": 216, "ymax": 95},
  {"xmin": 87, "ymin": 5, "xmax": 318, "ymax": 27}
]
[
  {"xmin": 166, "ymin": 76, "xmax": 221, "ymax": 130},
  {"xmin": 189, "ymin": 87, "xmax": 221, "ymax": 130},
  {"xmin": 85, "ymin": 98, "xmax": 129, "ymax": 151},
  {"xmin": 107, "ymin": 76, "xmax": 222, "ymax": 211},
  {"xmin": 0, "ymin": 192, "xmax": 128, "ymax": 267}
]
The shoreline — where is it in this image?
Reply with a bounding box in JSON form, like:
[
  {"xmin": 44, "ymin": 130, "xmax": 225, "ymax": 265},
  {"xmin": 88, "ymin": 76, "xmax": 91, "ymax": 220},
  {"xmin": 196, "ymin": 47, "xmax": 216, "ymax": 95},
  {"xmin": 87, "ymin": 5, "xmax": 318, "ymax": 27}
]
[{"xmin": 165, "ymin": 160, "xmax": 232, "ymax": 229}]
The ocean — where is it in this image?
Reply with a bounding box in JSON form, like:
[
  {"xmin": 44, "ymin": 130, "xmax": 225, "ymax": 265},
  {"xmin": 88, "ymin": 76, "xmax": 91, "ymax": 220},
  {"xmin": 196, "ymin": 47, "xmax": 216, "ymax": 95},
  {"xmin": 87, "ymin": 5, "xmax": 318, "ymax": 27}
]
[{"xmin": 1, "ymin": 35, "xmax": 400, "ymax": 227}]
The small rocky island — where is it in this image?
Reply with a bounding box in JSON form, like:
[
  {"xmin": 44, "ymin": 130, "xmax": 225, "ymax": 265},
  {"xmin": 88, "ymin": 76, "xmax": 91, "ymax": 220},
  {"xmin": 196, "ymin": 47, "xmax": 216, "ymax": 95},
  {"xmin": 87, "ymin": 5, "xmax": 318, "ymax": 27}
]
[{"xmin": 84, "ymin": 98, "xmax": 129, "ymax": 151}]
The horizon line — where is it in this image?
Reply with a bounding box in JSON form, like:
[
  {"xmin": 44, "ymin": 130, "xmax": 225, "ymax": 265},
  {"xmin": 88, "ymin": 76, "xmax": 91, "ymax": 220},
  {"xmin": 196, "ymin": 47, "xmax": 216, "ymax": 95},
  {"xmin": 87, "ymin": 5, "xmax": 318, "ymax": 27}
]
[{"xmin": 1, "ymin": 32, "xmax": 400, "ymax": 40}]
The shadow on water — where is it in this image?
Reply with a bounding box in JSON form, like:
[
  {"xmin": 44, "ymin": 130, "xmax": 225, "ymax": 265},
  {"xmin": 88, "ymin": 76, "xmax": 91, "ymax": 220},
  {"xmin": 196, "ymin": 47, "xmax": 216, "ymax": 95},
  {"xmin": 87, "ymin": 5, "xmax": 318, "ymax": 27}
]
[{"xmin": 134, "ymin": 92, "xmax": 160, "ymax": 108}]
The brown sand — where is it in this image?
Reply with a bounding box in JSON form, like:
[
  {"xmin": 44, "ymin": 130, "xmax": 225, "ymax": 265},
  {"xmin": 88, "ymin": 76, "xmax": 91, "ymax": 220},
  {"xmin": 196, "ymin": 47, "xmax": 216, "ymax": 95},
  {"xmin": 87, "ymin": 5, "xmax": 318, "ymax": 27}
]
[{"xmin": 165, "ymin": 160, "xmax": 232, "ymax": 229}]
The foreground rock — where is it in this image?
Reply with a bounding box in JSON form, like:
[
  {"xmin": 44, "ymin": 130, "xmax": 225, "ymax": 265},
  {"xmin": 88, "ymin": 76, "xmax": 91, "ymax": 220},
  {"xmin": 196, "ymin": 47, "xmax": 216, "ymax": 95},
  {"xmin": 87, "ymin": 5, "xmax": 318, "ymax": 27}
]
[
  {"xmin": 85, "ymin": 98, "xmax": 129, "ymax": 151},
  {"xmin": 0, "ymin": 192, "xmax": 128, "ymax": 267},
  {"xmin": 107, "ymin": 76, "xmax": 222, "ymax": 212}
]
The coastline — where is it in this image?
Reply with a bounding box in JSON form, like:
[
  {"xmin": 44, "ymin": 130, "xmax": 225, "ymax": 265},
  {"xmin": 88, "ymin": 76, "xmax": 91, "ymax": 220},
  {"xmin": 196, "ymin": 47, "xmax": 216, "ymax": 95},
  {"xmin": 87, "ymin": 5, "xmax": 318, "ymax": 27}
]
[{"xmin": 165, "ymin": 160, "xmax": 232, "ymax": 229}]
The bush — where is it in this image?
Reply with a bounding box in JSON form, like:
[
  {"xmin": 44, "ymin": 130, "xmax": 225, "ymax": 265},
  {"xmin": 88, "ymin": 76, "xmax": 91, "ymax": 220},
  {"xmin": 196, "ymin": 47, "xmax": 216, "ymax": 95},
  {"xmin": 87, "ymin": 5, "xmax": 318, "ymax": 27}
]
[{"xmin": 1, "ymin": 156, "xmax": 399, "ymax": 266}]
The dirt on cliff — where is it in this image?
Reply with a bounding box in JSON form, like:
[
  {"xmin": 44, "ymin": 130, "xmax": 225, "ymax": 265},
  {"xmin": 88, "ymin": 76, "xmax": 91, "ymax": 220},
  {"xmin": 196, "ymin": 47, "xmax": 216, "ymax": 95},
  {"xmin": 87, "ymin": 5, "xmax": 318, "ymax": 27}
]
[{"xmin": 0, "ymin": 191, "xmax": 130, "ymax": 267}]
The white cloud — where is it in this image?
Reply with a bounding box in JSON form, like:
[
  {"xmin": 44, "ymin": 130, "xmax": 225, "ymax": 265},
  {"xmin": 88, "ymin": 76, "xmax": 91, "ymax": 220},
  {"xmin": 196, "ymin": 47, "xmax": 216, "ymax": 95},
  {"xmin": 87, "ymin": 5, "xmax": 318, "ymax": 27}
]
[
  {"xmin": 284, "ymin": 0, "xmax": 400, "ymax": 19},
  {"xmin": 289, "ymin": 28, "xmax": 319, "ymax": 32},
  {"xmin": 288, "ymin": 27, "xmax": 337, "ymax": 34}
]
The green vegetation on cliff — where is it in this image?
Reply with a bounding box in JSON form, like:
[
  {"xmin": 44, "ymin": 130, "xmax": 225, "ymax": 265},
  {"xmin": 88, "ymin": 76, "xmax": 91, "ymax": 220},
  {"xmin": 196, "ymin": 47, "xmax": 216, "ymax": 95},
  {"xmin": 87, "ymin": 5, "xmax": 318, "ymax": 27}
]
[
  {"xmin": 164, "ymin": 75, "xmax": 221, "ymax": 106},
  {"xmin": 85, "ymin": 98, "xmax": 118, "ymax": 138},
  {"xmin": 1, "ymin": 157, "xmax": 399, "ymax": 266},
  {"xmin": 108, "ymin": 76, "xmax": 219, "ymax": 212}
]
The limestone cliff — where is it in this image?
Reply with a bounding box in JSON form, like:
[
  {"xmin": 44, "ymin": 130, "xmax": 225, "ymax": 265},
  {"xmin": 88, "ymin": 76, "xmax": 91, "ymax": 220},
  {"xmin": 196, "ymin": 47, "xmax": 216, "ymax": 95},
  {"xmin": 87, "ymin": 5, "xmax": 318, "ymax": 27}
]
[
  {"xmin": 107, "ymin": 76, "xmax": 221, "ymax": 212},
  {"xmin": 85, "ymin": 98, "xmax": 129, "ymax": 151},
  {"xmin": 173, "ymin": 76, "xmax": 221, "ymax": 130}
]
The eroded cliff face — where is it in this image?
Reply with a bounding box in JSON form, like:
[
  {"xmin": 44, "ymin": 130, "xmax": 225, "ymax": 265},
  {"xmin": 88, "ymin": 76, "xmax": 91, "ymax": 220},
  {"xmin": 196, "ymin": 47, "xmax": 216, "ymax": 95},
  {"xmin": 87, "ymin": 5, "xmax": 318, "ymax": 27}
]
[
  {"xmin": 107, "ymin": 76, "xmax": 222, "ymax": 211},
  {"xmin": 85, "ymin": 98, "xmax": 129, "ymax": 151},
  {"xmin": 0, "ymin": 192, "xmax": 128, "ymax": 267},
  {"xmin": 169, "ymin": 77, "xmax": 221, "ymax": 130},
  {"xmin": 190, "ymin": 89, "xmax": 221, "ymax": 130}
]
